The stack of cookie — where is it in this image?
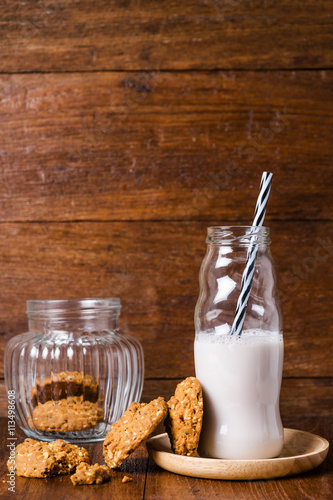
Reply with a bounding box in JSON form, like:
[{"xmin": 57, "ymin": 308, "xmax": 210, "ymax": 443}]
[
  {"xmin": 30, "ymin": 371, "xmax": 103, "ymax": 433},
  {"xmin": 103, "ymin": 376, "xmax": 203, "ymax": 466}
]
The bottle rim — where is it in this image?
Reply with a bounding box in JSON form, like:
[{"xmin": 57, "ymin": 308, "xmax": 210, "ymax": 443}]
[
  {"xmin": 206, "ymin": 226, "xmax": 270, "ymax": 245},
  {"xmin": 26, "ymin": 298, "xmax": 121, "ymax": 316}
]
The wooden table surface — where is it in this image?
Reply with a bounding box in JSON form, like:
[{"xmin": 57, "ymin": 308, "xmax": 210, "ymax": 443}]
[{"xmin": 0, "ymin": 415, "xmax": 331, "ymax": 500}]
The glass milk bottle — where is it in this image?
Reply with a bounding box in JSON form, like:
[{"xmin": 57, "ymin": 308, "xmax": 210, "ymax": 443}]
[{"xmin": 194, "ymin": 226, "xmax": 284, "ymax": 459}]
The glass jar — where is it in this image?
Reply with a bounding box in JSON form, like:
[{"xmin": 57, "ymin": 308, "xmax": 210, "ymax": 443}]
[
  {"xmin": 5, "ymin": 298, "xmax": 144, "ymax": 443},
  {"xmin": 194, "ymin": 226, "xmax": 283, "ymax": 459}
]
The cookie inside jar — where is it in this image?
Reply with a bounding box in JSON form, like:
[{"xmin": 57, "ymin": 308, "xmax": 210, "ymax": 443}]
[{"xmin": 29, "ymin": 371, "xmax": 104, "ymax": 432}]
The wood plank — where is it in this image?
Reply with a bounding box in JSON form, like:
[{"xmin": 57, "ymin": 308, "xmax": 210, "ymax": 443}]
[
  {"xmin": 0, "ymin": 1, "xmax": 332, "ymax": 71},
  {"xmin": 0, "ymin": 221, "xmax": 332, "ymax": 378},
  {"xmin": 0, "ymin": 71, "xmax": 332, "ymax": 222},
  {"xmin": 145, "ymin": 416, "xmax": 333, "ymax": 499},
  {"xmin": 0, "ymin": 415, "xmax": 331, "ymax": 499},
  {"xmin": 0, "ymin": 378, "xmax": 332, "ymax": 419},
  {"xmin": 0, "ymin": 417, "xmax": 147, "ymax": 499}
]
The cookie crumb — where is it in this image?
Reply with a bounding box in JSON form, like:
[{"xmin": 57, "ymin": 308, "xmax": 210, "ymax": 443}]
[
  {"xmin": 71, "ymin": 463, "xmax": 112, "ymax": 486},
  {"xmin": 122, "ymin": 475, "xmax": 132, "ymax": 483}
]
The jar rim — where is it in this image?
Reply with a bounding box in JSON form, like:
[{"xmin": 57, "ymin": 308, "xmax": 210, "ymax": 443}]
[
  {"xmin": 26, "ymin": 298, "xmax": 121, "ymax": 315},
  {"xmin": 206, "ymin": 226, "xmax": 270, "ymax": 245}
]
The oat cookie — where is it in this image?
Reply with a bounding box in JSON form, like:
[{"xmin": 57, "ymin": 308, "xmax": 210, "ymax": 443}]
[
  {"xmin": 31, "ymin": 371, "xmax": 99, "ymax": 407},
  {"xmin": 30, "ymin": 395, "xmax": 104, "ymax": 432},
  {"xmin": 70, "ymin": 463, "xmax": 112, "ymax": 486},
  {"xmin": 164, "ymin": 377, "xmax": 203, "ymax": 456},
  {"xmin": 103, "ymin": 397, "xmax": 168, "ymax": 468},
  {"xmin": 9, "ymin": 438, "xmax": 90, "ymax": 478}
]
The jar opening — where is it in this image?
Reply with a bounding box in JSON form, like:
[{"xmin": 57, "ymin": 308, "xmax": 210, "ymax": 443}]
[
  {"xmin": 26, "ymin": 298, "xmax": 121, "ymax": 317},
  {"xmin": 206, "ymin": 226, "xmax": 270, "ymax": 246}
]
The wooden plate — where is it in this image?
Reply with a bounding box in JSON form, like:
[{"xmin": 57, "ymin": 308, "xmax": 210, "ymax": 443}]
[{"xmin": 146, "ymin": 429, "xmax": 329, "ymax": 480}]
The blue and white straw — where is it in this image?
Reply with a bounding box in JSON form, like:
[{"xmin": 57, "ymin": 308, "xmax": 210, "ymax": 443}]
[{"xmin": 230, "ymin": 171, "xmax": 273, "ymax": 336}]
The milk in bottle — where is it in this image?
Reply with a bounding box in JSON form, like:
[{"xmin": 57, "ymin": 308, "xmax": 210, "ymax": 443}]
[{"xmin": 195, "ymin": 329, "xmax": 283, "ymax": 459}]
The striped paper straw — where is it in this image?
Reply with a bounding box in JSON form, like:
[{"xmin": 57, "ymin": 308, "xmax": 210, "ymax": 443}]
[{"xmin": 230, "ymin": 171, "xmax": 273, "ymax": 336}]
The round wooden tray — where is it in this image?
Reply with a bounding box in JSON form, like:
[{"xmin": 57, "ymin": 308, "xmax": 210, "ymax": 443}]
[{"xmin": 146, "ymin": 429, "xmax": 329, "ymax": 480}]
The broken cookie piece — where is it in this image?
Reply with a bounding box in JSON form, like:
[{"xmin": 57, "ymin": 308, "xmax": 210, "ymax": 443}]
[
  {"xmin": 70, "ymin": 463, "xmax": 112, "ymax": 486},
  {"xmin": 10, "ymin": 438, "xmax": 90, "ymax": 478},
  {"xmin": 103, "ymin": 397, "xmax": 168, "ymax": 468},
  {"xmin": 164, "ymin": 377, "xmax": 203, "ymax": 457}
]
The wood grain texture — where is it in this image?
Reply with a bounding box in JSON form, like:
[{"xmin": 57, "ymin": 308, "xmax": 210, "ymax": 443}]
[
  {"xmin": 0, "ymin": 221, "xmax": 332, "ymax": 378},
  {"xmin": 0, "ymin": 71, "xmax": 332, "ymax": 222},
  {"xmin": 0, "ymin": 1, "xmax": 332, "ymax": 72},
  {"xmin": 0, "ymin": 416, "xmax": 332, "ymax": 499},
  {"xmin": 0, "ymin": 418, "xmax": 147, "ymax": 499},
  {"xmin": 146, "ymin": 429, "xmax": 329, "ymax": 480},
  {"xmin": 0, "ymin": 1, "xmax": 331, "ymax": 496},
  {"xmin": 145, "ymin": 423, "xmax": 332, "ymax": 500},
  {"xmin": 145, "ymin": 416, "xmax": 333, "ymax": 500}
]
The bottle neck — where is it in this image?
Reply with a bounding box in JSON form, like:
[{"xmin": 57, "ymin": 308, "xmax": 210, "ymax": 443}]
[{"xmin": 206, "ymin": 225, "xmax": 270, "ymax": 249}]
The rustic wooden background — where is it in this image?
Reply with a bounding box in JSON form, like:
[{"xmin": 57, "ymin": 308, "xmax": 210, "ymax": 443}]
[{"xmin": 0, "ymin": 1, "xmax": 332, "ymax": 418}]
